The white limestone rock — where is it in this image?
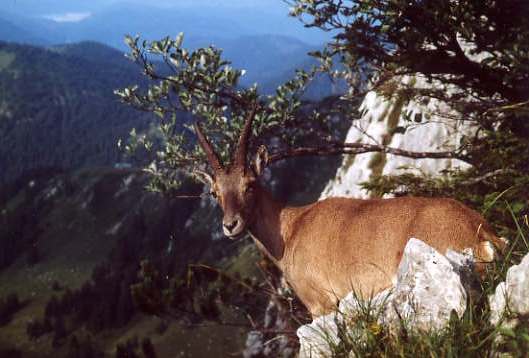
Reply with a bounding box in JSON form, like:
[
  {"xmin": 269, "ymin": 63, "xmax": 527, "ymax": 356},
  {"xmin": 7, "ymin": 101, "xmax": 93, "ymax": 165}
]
[
  {"xmin": 445, "ymin": 248, "xmax": 481, "ymax": 297},
  {"xmin": 338, "ymin": 288, "xmax": 392, "ymax": 319},
  {"xmin": 297, "ymin": 239, "xmax": 471, "ymax": 357},
  {"xmin": 243, "ymin": 331, "xmax": 264, "ymax": 358},
  {"xmin": 489, "ymin": 252, "xmax": 529, "ymax": 326},
  {"xmin": 320, "ymin": 76, "xmax": 471, "ymax": 200},
  {"xmin": 297, "ymin": 312, "xmax": 341, "ymax": 358},
  {"xmin": 489, "ymin": 282, "xmax": 508, "ymax": 326},
  {"xmin": 445, "ymin": 248, "xmax": 475, "ymax": 274},
  {"xmin": 243, "ymin": 282, "xmax": 300, "ymax": 358},
  {"xmin": 341, "ymin": 239, "xmax": 469, "ymax": 330},
  {"xmin": 384, "ymin": 239, "xmax": 467, "ymax": 330}
]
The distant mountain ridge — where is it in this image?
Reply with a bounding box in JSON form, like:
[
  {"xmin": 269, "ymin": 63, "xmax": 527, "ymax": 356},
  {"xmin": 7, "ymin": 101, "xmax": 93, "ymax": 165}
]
[
  {"xmin": 0, "ymin": 35, "xmax": 339, "ymax": 183},
  {"xmin": 0, "ymin": 1, "xmax": 330, "ymax": 46},
  {"xmin": 0, "ymin": 16, "xmax": 48, "ymax": 45},
  {"xmin": 0, "ymin": 5, "xmax": 328, "ymax": 92},
  {"xmin": 0, "ymin": 0, "xmax": 341, "ymax": 99}
]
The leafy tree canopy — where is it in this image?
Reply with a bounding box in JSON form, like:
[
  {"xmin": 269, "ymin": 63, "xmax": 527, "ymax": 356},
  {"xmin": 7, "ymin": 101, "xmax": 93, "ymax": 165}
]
[
  {"xmin": 116, "ymin": 0, "xmax": 529, "ymax": 204},
  {"xmin": 115, "ymin": 33, "xmax": 322, "ymax": 192}
]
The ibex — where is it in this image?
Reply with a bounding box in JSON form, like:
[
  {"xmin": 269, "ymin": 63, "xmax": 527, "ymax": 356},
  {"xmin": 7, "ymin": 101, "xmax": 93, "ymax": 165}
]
[{"xmin": 193, "ymin": 110, "xmax": 504, "ymax": 317}]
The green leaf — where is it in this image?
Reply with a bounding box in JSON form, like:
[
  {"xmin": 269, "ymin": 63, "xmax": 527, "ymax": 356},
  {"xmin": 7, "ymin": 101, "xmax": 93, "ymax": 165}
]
[{"xmin": 498, "ymin": 327, "xmax": 516, "ymax": 338}]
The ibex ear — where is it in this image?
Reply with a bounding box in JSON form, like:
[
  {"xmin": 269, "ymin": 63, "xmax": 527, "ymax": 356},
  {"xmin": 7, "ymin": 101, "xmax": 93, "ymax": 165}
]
[
  {"xmin": 192, "ymin": 170, "xmax": 214, "ymax": 187},
  {"xmin": 253, "ymin": 145, "xmax": 268, "ymax": 177}
]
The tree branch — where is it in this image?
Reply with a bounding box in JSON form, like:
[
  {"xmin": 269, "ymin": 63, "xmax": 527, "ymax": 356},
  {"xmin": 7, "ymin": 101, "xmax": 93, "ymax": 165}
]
[
  {"xmin": 268, "ymin": 143, "xmax": 465, "ymax": 164},
  {"xmin": 458, "ymin": 169, "xmax": 517, "ymax": 186}
]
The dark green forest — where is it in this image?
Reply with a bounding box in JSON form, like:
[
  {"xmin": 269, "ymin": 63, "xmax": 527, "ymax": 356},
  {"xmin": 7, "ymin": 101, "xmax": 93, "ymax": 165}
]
[{"xmin": 0, "ymin": 41, "xmax": 156, "ymax": 184}]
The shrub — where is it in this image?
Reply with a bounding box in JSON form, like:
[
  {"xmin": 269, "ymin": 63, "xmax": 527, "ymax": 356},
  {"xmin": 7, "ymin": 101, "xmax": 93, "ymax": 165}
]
[
  {"xmin": 0, "ymin": 293, "xmax": 22, "ymax": 326},
  {"xmin": 26, "ymin": 317, "xmax": 53, "ymax": 339}
]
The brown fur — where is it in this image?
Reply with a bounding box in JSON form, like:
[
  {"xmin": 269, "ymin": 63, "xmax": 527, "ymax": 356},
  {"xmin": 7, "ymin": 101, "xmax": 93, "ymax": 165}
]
[
  {"xmin": 273, "ymin": 195, "xmax": 499, "ymax": 316},
  {"xmin": 211, "ymin": 170, "xmax": 502, "ymax": 317}
]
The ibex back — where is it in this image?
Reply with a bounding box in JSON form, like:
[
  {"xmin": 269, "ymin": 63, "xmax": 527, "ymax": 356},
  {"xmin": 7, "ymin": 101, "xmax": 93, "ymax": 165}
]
[{"xmin": 193, "ymin": 110, "xmax": 503, "ymax": 317}]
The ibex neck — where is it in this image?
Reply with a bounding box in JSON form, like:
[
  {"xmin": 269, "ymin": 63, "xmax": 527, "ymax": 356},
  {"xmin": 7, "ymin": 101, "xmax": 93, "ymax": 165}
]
[{"xmin": 247, "ymin": 186, "xmax": 287, "ymax": 264}]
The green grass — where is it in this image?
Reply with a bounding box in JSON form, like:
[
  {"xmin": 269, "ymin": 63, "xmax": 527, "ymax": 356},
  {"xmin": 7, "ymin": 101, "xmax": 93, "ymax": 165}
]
[
  {"xmin": 0, "ymin": 178, "xmax": 119, "ymax": 298},
  {"xmin": 95, "ymin": 314, "xmax": 247, "ymax": 357}
]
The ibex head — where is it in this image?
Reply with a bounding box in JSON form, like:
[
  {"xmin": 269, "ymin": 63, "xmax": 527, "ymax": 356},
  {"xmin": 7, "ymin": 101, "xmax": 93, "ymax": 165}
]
[{"xmin": 193, "ymin": 107, "xmax": 268, "ymax": 238}]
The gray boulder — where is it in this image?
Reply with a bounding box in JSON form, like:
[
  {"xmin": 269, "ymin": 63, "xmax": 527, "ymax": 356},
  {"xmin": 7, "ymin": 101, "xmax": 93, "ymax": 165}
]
[
  {"xmin": 489, "ymin": 252, "xmax": 529, "ymax": 326},
  {"xmin": 243, "ymin": 280, "xmax": 300, "ymax": 358},
  {"xmin": 297, "ymin": 312, "xmax": 341, "ymax": 358},
  {"xmin": 244, "ymin": 331, "xmax": 264, "ymax": 358},
  {"xmin": 384, "ymin": 238, "xmax": 468, "ymax": 330},
  {"xmin": 297, "ymin": 238, "xmax": 472, "ymax": 357}
]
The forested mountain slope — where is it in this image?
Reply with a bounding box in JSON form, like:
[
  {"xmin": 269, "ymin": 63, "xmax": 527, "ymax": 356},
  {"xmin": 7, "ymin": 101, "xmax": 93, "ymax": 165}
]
[
  {"xmin": 0, "ymin": 167, "xmax": 244, "ymax": 357},
  {"xmin": 0, "ymin": 136, "xmax": 342, "ymax": 356},
  {"xmin": 0, "ymin": 41, "xmax": 153, "ymax": 183},
  {"xmin": 0, "ymin": 39, "xmax": 341, "ymax": 184}
]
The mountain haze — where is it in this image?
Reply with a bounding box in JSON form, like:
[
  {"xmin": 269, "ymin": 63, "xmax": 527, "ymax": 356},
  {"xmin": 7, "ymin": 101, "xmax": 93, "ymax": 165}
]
[
  {"xmin": 0, "ymin": 1, "xmax": 330, "ymax": 47},
  {"xmin": 0, "ymin": 1, "xmax": 334, "ymax": 110},
  {"xmin": 0, "ymin": 17, "xmax": 48, "ymax": 45}
]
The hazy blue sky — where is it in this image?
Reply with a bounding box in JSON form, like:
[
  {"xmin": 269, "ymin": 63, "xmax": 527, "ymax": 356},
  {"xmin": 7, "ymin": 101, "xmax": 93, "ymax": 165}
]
[
  {"xmin": 2, "ymin": 0, "xmax": 331, "ymax": 45},
  {"xmin": 4, "ymin": 0, "xmax": 292, "ymax": 16}
]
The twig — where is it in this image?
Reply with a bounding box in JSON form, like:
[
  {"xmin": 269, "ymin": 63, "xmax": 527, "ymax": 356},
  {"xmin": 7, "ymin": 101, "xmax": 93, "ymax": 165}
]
[
  {"xmin": 171, "ymin": 194, "xmax": 205, "ymax": 199},
  {"xmin": 484, "ymin": 100, "xmax": 529, "ymax": 115},
  {"xmin": 458, "ymin": 169, "xmax": 517, "ymax": 186}
]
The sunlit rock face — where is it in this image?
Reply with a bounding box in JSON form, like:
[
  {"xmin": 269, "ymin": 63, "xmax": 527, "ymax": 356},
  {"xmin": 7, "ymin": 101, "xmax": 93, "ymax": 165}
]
[
  {"xmin": 320, "ymin": 76, "xmax": 472, "ymax": 199},
  {"xmin": 297, "ymin": 239, "xmax": 473, "ymax": 358}
]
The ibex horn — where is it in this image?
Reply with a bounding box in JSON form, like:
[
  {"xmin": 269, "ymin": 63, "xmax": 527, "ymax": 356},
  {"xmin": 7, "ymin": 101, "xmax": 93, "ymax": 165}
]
[
  {"xmin": 234, "ymin": 103, "xmax": 258, "ymax": 168},
  {"xmin": 194, "ymin": 122, "xmax": 223, "ymax": 172}
]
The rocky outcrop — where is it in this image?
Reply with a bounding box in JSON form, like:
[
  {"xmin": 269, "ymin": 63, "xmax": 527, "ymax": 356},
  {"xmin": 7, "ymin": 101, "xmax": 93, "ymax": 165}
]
[
  {"xmin": 297, "ymin": 239, "xmax": 475, "ymax": 358},
  {"xmin": 320, "ymin": 77, "xmax": 472, "ymax": 200},
  {"xmin": 489, "ymin": 252, "xmax": 529, "ymax": 326},
  {"xmin": 243, "ymin": 299, "xmax": 296, "ymax": 358},
  {"xmin": 243, "ymin": 331, "xmax": 264, "ymax": 358}
]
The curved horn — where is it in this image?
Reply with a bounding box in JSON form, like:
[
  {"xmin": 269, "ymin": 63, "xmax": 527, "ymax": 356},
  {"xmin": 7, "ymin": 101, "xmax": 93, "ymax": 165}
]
[
  {"xmin": 194, "ymin": 122, "xmax": 223, "ymax": 172},
  {"xmin": 234, "ymin": 104, "xmax": 258, "ymax": 168}
]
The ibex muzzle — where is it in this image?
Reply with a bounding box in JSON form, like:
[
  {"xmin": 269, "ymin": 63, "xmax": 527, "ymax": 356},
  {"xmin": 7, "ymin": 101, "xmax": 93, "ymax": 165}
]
[{"xmin": 213, "ymin": 167, "xmax": 259, "ymax": 238}]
